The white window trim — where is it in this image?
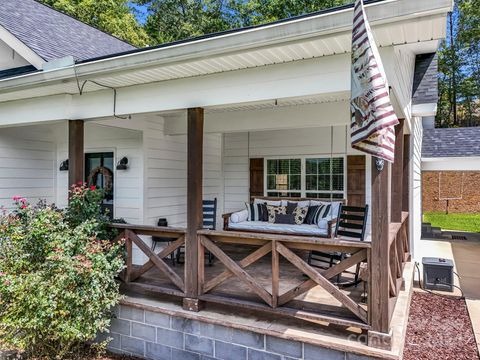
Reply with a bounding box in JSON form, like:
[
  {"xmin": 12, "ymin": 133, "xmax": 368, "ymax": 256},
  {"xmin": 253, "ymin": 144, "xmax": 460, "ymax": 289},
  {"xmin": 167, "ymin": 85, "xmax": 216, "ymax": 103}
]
[{"xmin": 263, "ymin": 155, "xmax": 347, "ymax": 198}]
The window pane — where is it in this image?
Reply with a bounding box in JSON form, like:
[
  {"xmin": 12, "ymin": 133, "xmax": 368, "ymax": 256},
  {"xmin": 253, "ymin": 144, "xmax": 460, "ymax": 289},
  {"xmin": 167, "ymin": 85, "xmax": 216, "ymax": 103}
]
[
  {"xmin": 290, "ymin": 159, "xmax": 301, "ymax": 174},
  {"xmin": 332, "ymin": 157, "xmax": 344, "ymax": 174},
  {"xmin": 289, "ymin": 175, "xmax": 301, "ymax": 190},
  {"xmin": 306, "ymin": 192, "xmax": 320, "ymax": 199},
  {"xmin": 306, "ymin": 159, "xmax": 317, "ymax": 174},
  {"xmin": 278, "ymin": 159, "xmax": 289, "ymax": 174},
  {"xmin": 267, "ymin": 175, "xmax": 276, "ymax": 190},
  {"xmin": 267, "ymin": 160, "xmax": 277, "ymax": 174},
  {"xmin": 267, "ymin": 192, "xmax": 279, "ymax": 197},
  {"xmin": 318, "ymin": 158, "xmax": 331, "ymax": 174},
  {"xmin": 306, "ymin": 175, "xmax": 317, "ymax": 191},
  {"xmin": 332, "ymin": 175, "xmax": 344, "ymax": 191},
  {"xmin": 289, "ymin": 192, "xmax": 302, "ymax": 197},
  {"xmin": 318, "ymin": 175, "xmax": 330, "ymax": 190}
]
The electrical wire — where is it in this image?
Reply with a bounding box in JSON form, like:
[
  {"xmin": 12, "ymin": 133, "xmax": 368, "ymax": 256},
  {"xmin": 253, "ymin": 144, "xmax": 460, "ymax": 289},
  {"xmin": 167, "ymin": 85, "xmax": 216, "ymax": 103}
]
[{"xmin": 73, "ymin": 65, "xmax": 129, "ymax": 120}]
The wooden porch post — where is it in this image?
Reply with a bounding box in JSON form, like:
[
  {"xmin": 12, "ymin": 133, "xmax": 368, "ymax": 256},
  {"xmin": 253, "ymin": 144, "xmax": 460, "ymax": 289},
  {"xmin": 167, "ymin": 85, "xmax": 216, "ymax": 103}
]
[
  {"xmin": 184, "ymin": 108, "xmax": 204, "ymax": 312},
  {"xmin": 68, "ymin": 120, "xmax": 84, "ymax": 189},
  {"xmin": 368, "ymin": 157, "xmax": 392, "ymax": 349},
  {"xmin": 391, "ymin": 119, "xmax": 404, "ymax": 223}
]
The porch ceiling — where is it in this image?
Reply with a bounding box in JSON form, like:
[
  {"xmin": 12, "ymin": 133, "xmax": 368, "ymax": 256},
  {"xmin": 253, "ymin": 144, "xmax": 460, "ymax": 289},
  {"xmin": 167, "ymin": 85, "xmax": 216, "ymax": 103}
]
[{"xmin": 0, "ymin": 0, "xmax": 450, "ymax": 104}]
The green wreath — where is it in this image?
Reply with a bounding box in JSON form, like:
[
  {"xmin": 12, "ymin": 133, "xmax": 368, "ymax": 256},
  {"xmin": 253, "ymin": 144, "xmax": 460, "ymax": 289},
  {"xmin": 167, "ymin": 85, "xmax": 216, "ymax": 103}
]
[{"xmin": 87, "ymin": 166, "xmax": 113, "ymax": 193}]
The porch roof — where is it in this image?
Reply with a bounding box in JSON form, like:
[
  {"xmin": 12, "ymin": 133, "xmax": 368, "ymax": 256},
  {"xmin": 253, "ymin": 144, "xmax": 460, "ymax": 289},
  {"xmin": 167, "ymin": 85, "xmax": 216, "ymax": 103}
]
[{"xmin": 0, "ymin": 0, "xmax": 451, "ymax": 104}]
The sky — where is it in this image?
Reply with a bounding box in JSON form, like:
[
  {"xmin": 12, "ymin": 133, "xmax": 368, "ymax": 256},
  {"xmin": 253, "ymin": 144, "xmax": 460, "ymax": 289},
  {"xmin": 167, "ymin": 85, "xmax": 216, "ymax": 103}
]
[{"xmin": 129, "ymin": 3, "xmax": 148, "ymax": 24}]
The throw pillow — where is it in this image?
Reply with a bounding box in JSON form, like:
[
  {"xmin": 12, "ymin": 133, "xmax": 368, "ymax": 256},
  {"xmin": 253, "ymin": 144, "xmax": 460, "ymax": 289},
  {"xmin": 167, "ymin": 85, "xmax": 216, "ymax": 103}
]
[
  {"xmin": 274, "ymin": 214, "xmax": 296, "ymax": 224},
  {"xmin": 267, "ymin": 205, "xmax": 286, "ymax": 223},
  {"xmin": 304, "ymin": 204, "xmax": 331, "ymax": 225},
  {"xmin": 246, "ymin": 203, "xmax": 269, "ymax": 221},
  {"xmin": 304, "ymin": 205, "xmax": 319, "ymax": 225},
  {"xmin": 292, "ymin": 206, "xmax": 309, "ymax": 225},
  {"xmin": 286, "ymin": 201, "xmax": 297, "ymax": 214}
]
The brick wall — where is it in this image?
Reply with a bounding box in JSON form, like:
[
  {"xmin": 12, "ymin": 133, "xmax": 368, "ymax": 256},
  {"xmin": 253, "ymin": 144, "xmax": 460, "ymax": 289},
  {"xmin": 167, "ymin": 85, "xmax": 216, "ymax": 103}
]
[
  {"xmin": 422, "ymin": 171, "xmax": 480, "ymax": 213},
  {"xmin": 99, "ymin": 303, "xmax": 377, "ymax": 360}
]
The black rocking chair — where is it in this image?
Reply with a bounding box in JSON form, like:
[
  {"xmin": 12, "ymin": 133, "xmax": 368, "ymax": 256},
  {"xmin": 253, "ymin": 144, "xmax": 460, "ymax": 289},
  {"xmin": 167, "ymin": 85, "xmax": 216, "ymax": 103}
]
[
  {"xmin": 176, "ymin": 198, "xmax": 217, "ymax": 265},
  {"xmin": 308, "ymin": 204, "xmax": 369, "ymax": 287}
]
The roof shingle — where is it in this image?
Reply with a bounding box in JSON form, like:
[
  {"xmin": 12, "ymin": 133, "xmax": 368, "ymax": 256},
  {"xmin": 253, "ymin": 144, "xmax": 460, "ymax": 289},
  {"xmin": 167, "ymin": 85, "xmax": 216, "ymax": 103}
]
[
  {"xmin": 412, "ymin": 53, "xmax": 439, "ymax": 105},
  {"xmin": 0, "ymin": 0, "xmax": 135, "ymax": 63},
  {"xmin": 422, "ymin": 127, "xmax": 480, "ymax": 158}
]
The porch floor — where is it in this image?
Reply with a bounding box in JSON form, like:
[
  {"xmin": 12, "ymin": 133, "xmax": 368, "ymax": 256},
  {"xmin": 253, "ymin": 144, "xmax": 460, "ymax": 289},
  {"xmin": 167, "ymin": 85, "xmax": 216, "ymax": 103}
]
[{"xmin": 120, "ymin": 244, "xmax": 415, "ymax": 359}]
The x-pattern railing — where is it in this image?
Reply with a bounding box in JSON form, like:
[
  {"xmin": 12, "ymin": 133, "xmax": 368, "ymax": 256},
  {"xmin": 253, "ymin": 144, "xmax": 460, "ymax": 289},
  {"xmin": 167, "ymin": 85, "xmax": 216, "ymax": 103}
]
[
  {"xmin": 198, "ymin": 230, "xmax": 370, "ymax": 327},
  {"xmin": 112, "ymin": 224, "xmax": 186, "ymax": 296}
]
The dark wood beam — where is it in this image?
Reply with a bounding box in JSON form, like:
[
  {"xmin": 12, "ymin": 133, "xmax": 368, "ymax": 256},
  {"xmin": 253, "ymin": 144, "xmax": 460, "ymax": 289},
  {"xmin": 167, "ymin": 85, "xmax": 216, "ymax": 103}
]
[
  {"xmin": 402, "ymin": 134, "xmax": 411, "ymax": 213},
  {"xmin": 391, "ymin": 119, "xmax": 404, "ymax": 223},
  {"xmin": 368, "ymin": 157, "xmax": 391, "ymax": 348},
  {"xmin": 184, "ymin": 108, "xmax": 204, "ymax": 311},
  {"xmin": 68, "ymin": 120, "xmax": 84, "ymax": 189}
]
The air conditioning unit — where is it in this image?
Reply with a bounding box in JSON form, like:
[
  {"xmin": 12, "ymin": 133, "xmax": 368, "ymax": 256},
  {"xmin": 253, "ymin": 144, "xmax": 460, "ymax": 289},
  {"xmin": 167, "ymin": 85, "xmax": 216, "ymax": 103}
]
[{"xmin": 422, "ymin": 257, "xmax": 454, "ymax": 292}]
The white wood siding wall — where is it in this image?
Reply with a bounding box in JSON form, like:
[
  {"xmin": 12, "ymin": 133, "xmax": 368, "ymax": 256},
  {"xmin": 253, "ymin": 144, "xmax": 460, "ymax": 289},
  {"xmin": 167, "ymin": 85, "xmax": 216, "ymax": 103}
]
[
  {"xmin": 223, "ymin": 126, "xmax": 372, "ymax": 236},
  {"xmin": 56, "ymin": 122, "xmax": 144, "ymax": 224},
  {"xmin": 410, "ymin": 117, "xmax": 423, "ymax": 255},
  {"xmin": 144, "ymin": 117, "xmax": 223, "ymax": 228},
  {"xmin": 0, "ymin": 126, "xmax": 55, "ymax": 209}
]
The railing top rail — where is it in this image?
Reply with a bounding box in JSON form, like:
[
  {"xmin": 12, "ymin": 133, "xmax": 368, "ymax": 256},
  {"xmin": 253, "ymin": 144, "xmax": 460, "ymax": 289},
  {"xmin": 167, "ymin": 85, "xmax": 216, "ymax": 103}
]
[
  {"xmin": 111, "ymin": 223, "xmax": 186, "ymax": 234},
  {"xmin": 198, "ymin": 229, "xmax": 371, "ymax": 248}
]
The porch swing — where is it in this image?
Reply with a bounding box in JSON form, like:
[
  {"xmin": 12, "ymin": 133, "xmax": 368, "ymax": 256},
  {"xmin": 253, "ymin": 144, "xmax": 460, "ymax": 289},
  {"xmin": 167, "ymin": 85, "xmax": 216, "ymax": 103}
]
[{"xmin": 307, "ymin": 125, "xmax": 369, "ymax": 287}]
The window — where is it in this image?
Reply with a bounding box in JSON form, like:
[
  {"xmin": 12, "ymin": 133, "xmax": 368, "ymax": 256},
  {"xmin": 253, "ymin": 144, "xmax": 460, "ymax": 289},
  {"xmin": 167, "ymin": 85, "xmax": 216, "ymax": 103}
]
[
  {"xmin": 266, "ymin": 159, "xmax": 301, "ymax": 197},
  {"xmin": 265, "ymin": 157, "xmax": 345, "ymax": 199},
  {"xmin": 305, "ymin": 157, "xmax": 344, "ymax": 199}
]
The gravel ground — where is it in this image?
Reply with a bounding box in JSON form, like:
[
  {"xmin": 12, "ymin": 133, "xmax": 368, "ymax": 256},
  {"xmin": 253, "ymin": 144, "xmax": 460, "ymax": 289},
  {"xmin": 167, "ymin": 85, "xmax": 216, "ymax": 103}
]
[{"xmin": 404, "ymin": 291, "xmax": 479, "ymax": 360}]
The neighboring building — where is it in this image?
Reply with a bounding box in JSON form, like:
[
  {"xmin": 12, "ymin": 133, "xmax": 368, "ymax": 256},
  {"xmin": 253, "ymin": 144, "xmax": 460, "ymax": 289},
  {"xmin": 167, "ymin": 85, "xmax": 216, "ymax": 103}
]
[
  {"xmin": 0, "ymin": 0, "xmax": 453, "ymax": 359},
  {"xmin": 422, "ymin": 127, "xmax": 480, "ymax": 213}
]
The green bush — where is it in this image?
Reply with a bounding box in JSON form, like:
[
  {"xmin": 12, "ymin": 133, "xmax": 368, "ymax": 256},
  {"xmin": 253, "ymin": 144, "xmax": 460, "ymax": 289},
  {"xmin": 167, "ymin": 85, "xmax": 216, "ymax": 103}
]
[{"xmin": 0, "ymin": 185, "xmax": 124, "ymax": 359}]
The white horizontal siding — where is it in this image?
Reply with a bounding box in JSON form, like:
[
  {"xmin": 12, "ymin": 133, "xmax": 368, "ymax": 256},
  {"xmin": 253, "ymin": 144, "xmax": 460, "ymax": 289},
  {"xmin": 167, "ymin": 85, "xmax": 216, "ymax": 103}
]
[
  {"xmin": 411, "ymin": 117, "xmax": 423, "ymax": 256},
  {"xmin": 0, "ymin": 126, "xmax": 55, "ymax": 209},
  {"xmin": 55, "ymin": 122, "xmax": 143, "ymax": 225},
  {"xmin": 144, "ymin": 118, "xmax": 223, "ymax": 228}
]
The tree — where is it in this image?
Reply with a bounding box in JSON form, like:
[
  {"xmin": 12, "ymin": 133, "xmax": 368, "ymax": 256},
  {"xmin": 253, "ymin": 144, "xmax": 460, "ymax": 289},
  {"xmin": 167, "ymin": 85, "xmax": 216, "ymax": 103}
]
[
  {"xmin": 437, "ymin": 0, "xmax": 480, "ymax": 128},
  {"xmin": 39, "ymin": 0, "xmax": 150, "ymax": 47},
  {"xmin": 135, "ymin": 0, "xmax": 352, "ymax": 44}
]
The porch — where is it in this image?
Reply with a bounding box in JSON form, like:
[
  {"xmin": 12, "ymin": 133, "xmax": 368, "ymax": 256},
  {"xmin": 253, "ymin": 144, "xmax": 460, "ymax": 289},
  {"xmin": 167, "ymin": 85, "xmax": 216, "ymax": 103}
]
[{"xmin": 81, "ymin": 104, "xmax": 414, "ymax": 355}]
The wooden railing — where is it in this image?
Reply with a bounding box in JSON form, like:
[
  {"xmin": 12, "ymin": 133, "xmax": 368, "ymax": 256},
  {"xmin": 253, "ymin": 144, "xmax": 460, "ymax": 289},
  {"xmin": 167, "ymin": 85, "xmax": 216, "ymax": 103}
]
[
  {"xmin": 112, "ymin": 217, "xmax": 410, "ymax": 335},
  {"xmin": 387, "ymin": 212, "xmax": 410, "ymax": 320},
  {"xmin": 112, "ymin": 224, "xmax": 186, "ymax": 297},
  {"xmin": 197, "ymin": 230, "xmax": 371, "ymax": 329}
]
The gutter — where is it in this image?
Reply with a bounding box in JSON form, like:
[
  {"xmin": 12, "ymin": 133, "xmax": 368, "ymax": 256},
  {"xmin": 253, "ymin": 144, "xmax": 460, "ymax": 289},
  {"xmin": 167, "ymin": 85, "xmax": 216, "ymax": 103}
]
[{"xmin": 0, "ymin": 0, "xmax": 453, "ymax": 95}]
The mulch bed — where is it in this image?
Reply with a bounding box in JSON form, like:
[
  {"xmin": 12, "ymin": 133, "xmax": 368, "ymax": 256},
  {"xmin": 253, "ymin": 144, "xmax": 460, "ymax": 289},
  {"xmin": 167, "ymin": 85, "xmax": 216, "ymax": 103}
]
[{"xmin": 404, "ymin": 291, "xmax": 479, "ymax": 360}]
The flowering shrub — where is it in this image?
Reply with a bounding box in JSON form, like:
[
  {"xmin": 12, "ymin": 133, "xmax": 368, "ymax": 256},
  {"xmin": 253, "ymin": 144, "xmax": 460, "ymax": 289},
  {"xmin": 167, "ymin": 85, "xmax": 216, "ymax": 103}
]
[{"xmin": 0, "ymin": 186, "xmax": 124, "ymax": 359}]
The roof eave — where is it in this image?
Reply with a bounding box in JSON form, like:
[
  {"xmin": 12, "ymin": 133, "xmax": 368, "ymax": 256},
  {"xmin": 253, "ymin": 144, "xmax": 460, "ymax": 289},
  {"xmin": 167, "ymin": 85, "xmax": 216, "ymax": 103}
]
[
  {"xmin": 0, "ymin": 24, "xmax": 45, "ymax": 69},
  {"xmin": 0, "ymin": 0, "xmax": 453, "ymax": 94}
]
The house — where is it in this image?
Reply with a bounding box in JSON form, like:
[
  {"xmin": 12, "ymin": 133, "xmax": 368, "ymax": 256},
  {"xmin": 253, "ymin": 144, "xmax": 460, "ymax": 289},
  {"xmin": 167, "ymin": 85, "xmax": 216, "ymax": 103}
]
[
  {"xmin": 422, "ymin": 127, "xmax": 480, "ymax": 214},
  {"xmin": 0, "ymin": 0, "xmax": 453, "ymax": 359}
]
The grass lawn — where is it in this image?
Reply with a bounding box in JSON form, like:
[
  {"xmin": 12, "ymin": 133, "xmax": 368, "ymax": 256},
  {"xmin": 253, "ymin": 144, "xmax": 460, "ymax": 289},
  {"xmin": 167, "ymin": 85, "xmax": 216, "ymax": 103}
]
[{"xmin": 423, "ymin": 212, "xmax": 480, "ymax": 233}]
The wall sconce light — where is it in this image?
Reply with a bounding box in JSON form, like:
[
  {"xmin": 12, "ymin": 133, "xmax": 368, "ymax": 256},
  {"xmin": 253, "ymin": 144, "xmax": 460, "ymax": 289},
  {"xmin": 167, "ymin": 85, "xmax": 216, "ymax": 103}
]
[
  {"xmin": 116, "ymin": 157, "xmax": 128, "ymax": 170},
  {"xmin": 59, "ymin": 160, "xmax": 69, "ymax": 171}
]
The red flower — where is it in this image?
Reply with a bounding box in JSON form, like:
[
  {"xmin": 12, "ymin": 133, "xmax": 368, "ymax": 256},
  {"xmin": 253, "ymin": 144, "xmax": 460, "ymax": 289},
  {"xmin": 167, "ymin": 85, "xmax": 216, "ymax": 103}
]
[
  {"xmin": 90, "ymin": 185, "xmax": 96, "ymax": 191},
  {"xmin": 20, "ymin": 205, "xmax": 27, "ymax": 209}
]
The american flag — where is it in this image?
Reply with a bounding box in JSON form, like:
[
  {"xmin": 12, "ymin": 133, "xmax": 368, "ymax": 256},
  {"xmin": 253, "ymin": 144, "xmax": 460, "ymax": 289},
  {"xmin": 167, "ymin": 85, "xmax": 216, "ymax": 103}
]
[{"xmin": 350, "ymin": 0, "xmax": 399, "ymax": 163}]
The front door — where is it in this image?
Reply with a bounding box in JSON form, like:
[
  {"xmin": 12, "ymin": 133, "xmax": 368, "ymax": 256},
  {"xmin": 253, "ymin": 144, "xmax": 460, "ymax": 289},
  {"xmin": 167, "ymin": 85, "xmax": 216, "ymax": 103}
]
[{"xmin": 85, "ymin": 152, "xmax": 114, "ymax": 218}]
